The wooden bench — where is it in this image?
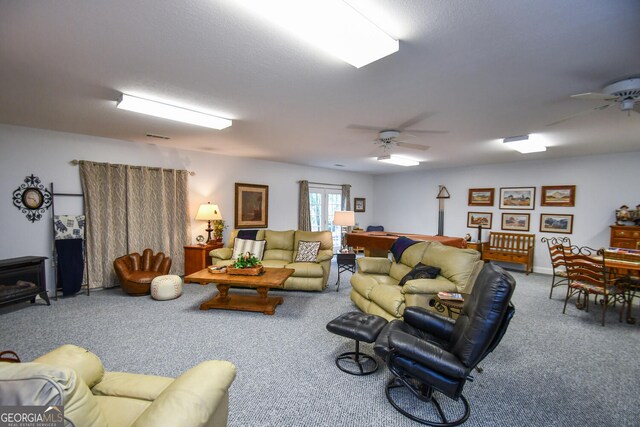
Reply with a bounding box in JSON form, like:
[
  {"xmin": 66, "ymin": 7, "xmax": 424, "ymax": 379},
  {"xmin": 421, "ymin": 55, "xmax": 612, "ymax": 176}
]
[{"xmin": 483, "ymin": 232, "xmax": 535, "ymax": 275}]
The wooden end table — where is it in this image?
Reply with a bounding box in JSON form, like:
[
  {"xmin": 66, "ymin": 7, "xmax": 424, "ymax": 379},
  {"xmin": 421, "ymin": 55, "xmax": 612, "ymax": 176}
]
[
  {"xmin": 184, "ymin": 267, "xmax": 294, "ymax": 315},
  {"xmin": 184, "ymin": 243, "xmax": 223, "ymax": 282},
  {"xmin": 434, "ymin": 294, "xmax": 467, "ymax": 318}
]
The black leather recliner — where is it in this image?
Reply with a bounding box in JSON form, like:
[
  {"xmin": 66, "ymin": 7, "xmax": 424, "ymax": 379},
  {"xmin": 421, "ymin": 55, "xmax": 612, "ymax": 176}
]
[{"xmin": 374, "ymin": 263, "xmax": 516, "ymax": 426}]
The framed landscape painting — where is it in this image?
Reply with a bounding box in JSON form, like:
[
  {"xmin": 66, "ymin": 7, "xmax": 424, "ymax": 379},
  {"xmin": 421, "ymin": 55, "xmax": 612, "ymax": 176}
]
[
  {"xmin": 541, "ymin": 185, "xmax": 576, "ymax": 207},
  {"xmin": 468, "ymin": 188, "xmax": 495, "ymax": 206},
  {"xmin": 234, "ymin": 183, "xmax": 269, "ymax": 229},
  {"xmin": 540, "ymin": 213, "xmax": 574, "ymax": 234},
  {"xmin": 467, "ymin": 212, "xmax": 493, "ymax": 229},
  {"xmin": 501, "ymin": 213, "xmax": 530, "ymax": 231},
  {"xmin": 499, "ymin": 187, "xmax": 535, "ymax": 210}
]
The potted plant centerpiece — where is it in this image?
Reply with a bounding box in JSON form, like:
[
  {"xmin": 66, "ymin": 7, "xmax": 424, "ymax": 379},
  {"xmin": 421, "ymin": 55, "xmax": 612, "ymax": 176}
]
[{"xmin": 227, "ymin": 251, "xmax": 264, "ymax": 275}]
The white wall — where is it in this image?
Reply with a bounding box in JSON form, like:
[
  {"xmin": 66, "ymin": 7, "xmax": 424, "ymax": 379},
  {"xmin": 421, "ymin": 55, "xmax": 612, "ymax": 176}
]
[
  {"xmin": 0, "ymin": 124, "xmax": 375, "ymax": 293},
  {"xmin": 372, "ymin": 151, "xmax": 640, "ymax": 274}
]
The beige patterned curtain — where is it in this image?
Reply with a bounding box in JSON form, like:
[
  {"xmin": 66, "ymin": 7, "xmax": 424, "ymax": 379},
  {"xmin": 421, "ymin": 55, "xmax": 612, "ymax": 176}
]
[
  {"xmin": 298, "ymin": 180, "xmax": 311, "ymax": 231},
  {"xmin": 341, "ymin": 184, "xmax": 351, "ymax": 210},
  {"xmin": 79, "ymin": 161, "xmax": 190, "ymax": 288}
]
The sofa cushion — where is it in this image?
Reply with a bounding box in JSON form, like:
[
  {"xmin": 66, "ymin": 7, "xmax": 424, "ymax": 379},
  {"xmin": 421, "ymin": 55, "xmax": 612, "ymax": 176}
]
[
  {"xmin": 264, "ymin": 230, "xmax": 295, "ymax": 262},
  {"xmin": 294, "ymin": 240, "xmax": 321, "ymax": 262},
  {"xmin": 232, "ymin": 238, "xmax": 266, "ymax": 260},
  {"xmin": 423, "ymin": 243, "xmax": 481, "ymax": 288},
  {"xmin": 398, "ymin": 263, "xmax": 441, "ymax": 287},
  {"xmin": 390, "ymin": 236, "xmax": 418, "ymax": 263},
  {"xmin": 260, "ymin": 259, "xmax": 288, "ymax": 269},
  {"xmin": 369, "ymin": 284, "xmax": 405, "ymax": 317},
  {"xmin": 351, "ymin": 274, "xmax": 398, "ymax": 299},
  {"xmin": 92, "ymin": 371, "xmax": 173, "ymax": 401},
  {"xmin": 357, "ymin": 257, "xmax": 391, "ymax": 275},
  {"xmin": 286, "ymin": 262, "xmax": 324, "ymax": 277}
]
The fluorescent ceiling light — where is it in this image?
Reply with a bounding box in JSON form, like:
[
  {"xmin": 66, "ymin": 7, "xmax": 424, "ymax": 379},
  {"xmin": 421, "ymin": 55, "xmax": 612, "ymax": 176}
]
[
  {"xmin": 241, "ymin": 0, "xmax": 399, "ymax": 68},
  {"xmin": 503, "ymin": 134, "xmax": 547, "ymax": 154},
  {"xmin": 377, "ymin": 155, "xmax": 419, "ymax": 167},
  {"xmin": 117, "ymin": 94, "xmax": 232, "ymax": 130}
]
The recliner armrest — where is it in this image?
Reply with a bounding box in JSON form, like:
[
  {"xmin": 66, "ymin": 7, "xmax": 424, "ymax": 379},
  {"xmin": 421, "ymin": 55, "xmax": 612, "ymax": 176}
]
[
  {"xmin": 388, "ymin": 331, "xmax": 467, "ymax": 379},
  {"xmin": 403, "ymin": 306, "xmax": 455, "ymax": 340},
  {"xmin": 132, "ymin": 360, "xmax": 237, "ymax": 427},
  {"xmin": 210, "ymin": 248, "xmax": 232, "ymax": 261}
]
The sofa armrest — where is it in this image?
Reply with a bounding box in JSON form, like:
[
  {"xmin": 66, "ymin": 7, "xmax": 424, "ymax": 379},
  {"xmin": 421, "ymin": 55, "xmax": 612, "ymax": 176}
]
[
  {"xmin": 357, "ymin": 257, "xmax": 391, "ymax": 274},
  {"xmin": 210, "ymin": 248, "xmax": 232, "ymax": 262},
  {"xmin": 132, "ymin": 360, "xmax": 237, "ymax": 427},
  {"xmin": 33, "ymin": 344, "xmax": 104, "ymax": 389},
  {"xmin": 402, "ymin": 277, "xmax": 457, "ymax": 294},
  {"xmin": 316, "ymin": 250, "xmax": 333, "ymax": 263}
]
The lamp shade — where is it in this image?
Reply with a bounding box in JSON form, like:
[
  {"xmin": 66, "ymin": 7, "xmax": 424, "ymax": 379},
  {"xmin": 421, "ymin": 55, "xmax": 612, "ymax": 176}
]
[
  {"xmin": 333, "ymin": 211, "xmax": 355, "ymax": 227},
  {"xmin": 195, "ymin": 203, "xmax": 222, "ymax": 221}
]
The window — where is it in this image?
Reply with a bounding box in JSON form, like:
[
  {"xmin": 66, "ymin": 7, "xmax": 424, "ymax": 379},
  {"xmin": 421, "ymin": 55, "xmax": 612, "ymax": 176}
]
[{"xmin": 309, "ymin": 186, "xmax": 342, "ymax": 252}]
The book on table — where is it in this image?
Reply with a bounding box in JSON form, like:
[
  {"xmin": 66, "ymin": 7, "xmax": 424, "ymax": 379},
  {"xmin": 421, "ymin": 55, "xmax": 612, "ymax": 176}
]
[{"xmin": 437, "ymin": 292, "xmax": 464, "ymax": 301}]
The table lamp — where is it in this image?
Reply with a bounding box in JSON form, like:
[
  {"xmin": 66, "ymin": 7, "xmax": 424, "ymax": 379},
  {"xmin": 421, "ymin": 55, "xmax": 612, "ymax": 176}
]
[
  {"xmin": 195, "ymin": 202, "xmax": 222, "ymax": 244},
  {"xmin": 334, "ymin": 210, "xmax": 355, "ymax": 251}
]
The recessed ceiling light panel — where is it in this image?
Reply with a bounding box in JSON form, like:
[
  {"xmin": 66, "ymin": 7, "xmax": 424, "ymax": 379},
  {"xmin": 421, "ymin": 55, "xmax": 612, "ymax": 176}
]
[
  {"xmin": 377, "ymin": 155, "xmax": 419, "ymax": 166},
  {"xmin": 502, "ymin": 134, "xmax": 547, "ymax": 154},
  {"xmin": 240, "ymin": 0, "xmax": 399, "ymax": 68},
  {"xmin": 117, "ymin": 94, "xmax": 232, "ymax": 130}
]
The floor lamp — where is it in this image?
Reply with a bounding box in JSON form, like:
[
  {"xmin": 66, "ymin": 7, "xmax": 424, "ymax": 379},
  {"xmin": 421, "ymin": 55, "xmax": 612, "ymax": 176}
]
[
  {"xmin": 195, "ymin": 202, "xmax": 222, "ymax": 244},
  {"xmin": 334, "ymin": 211, "xmax": 355, "ymax": 252}
]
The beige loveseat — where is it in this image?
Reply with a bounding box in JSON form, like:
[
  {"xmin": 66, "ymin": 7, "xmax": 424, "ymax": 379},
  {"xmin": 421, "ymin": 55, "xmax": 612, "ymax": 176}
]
[
  {"xmin": 210, "ymin": 229, "xmax": 333, "ymax": 291},
  {"xmin": 350, "ymin": 241, "xmax": 483, "ymax": 320},
  {"xmin": 0, "ymin": 344, "xmax": 236, "ymax": 427}
]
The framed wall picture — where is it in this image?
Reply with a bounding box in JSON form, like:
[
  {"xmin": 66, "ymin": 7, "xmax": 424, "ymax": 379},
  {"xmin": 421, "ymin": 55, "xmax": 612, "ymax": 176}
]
[
  {"xmin": 499, "ymin": 187, "xmax": 536, "ymax": 210},
  {"xmin": 540, "ymin": 213, "xmax": 574, "ymax": 234},
  {"xmin": 234, "ymin": 183, "xmax": 269, "ymax": 229},
  {"xmin": 468, "ymin": 188, "xmax": 495, "ymax": 206},
  {"xmin": 467, "ymin": 212, "xmax": 493, "ymax": 229},
  {"xmin": 501, "ymin": 213, "xmax": 530, "ymax": 231},
  {"xmin": 541, "ymin": 185, "xmax": 576, "ymax": 207},
  {"xmin": 354, "ymin": 197, "xmax": 366, "ymax": 212}
]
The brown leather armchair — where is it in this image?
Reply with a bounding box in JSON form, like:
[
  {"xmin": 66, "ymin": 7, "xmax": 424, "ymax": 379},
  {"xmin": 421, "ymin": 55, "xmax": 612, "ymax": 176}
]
[{"xmin": 113, "ymin": 249, "xmax": 171, "ymax": 296}]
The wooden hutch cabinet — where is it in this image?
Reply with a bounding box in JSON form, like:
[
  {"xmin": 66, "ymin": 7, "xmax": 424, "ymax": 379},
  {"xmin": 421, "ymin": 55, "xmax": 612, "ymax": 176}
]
[{"xmin": 610, "ymin": 225, "xmax": 640, "ymax": 249}]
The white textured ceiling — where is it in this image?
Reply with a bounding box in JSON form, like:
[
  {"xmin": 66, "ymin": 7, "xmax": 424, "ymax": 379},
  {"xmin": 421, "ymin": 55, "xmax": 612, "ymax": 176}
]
[{"xmin": 1, "ymin": 0, "xmax": 639, "ymax": 174}]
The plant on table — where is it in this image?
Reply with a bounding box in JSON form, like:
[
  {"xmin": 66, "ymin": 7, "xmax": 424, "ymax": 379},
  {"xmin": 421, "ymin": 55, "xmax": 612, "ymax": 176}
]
[
  {"xmin": 213, "ymin": 220, "xmax": 227, "ymax": 241},
  {"xmin": 233, "ymin": 252, "xmax": 261, "ymax": 269}
]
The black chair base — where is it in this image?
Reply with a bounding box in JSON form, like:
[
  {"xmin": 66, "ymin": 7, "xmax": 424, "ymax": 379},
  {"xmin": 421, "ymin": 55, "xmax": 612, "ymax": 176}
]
[
  {"xmin": 335, "ymin": 340, "xmax": 378, "ymax": 375},
  {"xmin": 385, "ymin": 377, "xmax": 470, "ymax": 427}
]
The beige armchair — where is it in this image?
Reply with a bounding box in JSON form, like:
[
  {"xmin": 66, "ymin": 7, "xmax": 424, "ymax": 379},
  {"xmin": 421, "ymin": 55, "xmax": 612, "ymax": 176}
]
[{"xmin": 0, "ymin": 344, "xmax": 236, "ymax": 427}]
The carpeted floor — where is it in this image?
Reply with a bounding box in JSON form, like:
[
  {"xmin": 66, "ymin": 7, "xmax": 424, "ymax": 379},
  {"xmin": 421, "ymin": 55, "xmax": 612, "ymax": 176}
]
[{"xmin": 1, "ymin": 262, "xmax": 638, "ymax": 427}]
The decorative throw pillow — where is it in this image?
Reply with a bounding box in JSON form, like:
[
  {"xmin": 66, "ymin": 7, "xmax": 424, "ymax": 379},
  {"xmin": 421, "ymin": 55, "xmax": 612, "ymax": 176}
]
[
  {"xmin": 295, "ymin": 241, "xmax": 321, "ymax": 263},
  {"xmin": 237, "ymin": 229, "xmax": 259, "ymax": 240},
  {"xmin": 390, "ymin": 236, "xmax": 417, "ymax": 263},
  {"xmin": 398, "ymin": 263, "xmax": 441, "ymax": 287},
  {"xmin": 232, "ymin": 238, "xmax": 266, "ymax": 260}
]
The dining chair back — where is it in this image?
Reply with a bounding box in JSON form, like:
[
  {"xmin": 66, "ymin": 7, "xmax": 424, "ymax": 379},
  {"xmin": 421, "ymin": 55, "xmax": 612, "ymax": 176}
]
[{"xmin": 542, "ymin": 236, "xmax": 572, "ymax": 299}]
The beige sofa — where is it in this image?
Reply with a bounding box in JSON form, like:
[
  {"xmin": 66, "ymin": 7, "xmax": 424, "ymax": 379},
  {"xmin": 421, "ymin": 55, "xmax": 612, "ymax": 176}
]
[
  {"xmin": 0, "ymin": 344, "xmax": 236, "ymax": 427},
  {"xmin": 210, "ymin": 229, "xmax": 333, "ymax": 291},
  {"xmin": 350, "ymin": 241, "xmax": 483, "ymax": 320}
]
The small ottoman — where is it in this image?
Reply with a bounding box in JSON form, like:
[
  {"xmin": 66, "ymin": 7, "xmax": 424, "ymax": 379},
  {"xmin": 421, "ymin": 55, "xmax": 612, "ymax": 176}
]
[
  {"xmin": 326, "ymin": 311, "xmax": 387, "ymax": 375},
  {"xmin": 150, "ymin": 275, "xmax": 183, "ymax": 301}
]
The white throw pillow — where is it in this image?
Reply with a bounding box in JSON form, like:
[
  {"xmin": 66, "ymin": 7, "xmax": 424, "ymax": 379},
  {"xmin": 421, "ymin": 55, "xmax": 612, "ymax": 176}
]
[
  {"xmin": 295, "ymin": 240, "xmax": 321, "ymax": 263},
  {"xmin": 232, "ymin": 238, "xmax": 266, "ymax": 260}
]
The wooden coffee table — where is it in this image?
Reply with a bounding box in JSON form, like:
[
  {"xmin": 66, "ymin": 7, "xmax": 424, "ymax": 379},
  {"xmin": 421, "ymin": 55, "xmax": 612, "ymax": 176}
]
[{"xmin": 184, "ymin": 267, "xmax": 294, "ymax": 315}]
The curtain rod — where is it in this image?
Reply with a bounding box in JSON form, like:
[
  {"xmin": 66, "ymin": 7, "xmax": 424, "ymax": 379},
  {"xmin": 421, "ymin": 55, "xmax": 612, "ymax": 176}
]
[
  {"xmin": 298, "ymin": 180, "xmax": 349, "ymax": 187},
  {"xmin": 70, "ymin": 160, "xmax": 195, "ymax": 176}
]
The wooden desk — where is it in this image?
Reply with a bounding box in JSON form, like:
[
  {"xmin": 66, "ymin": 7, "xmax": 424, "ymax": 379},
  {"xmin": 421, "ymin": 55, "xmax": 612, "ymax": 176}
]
[{"xmin": 345, "ymin": 232, "xmax": 467, "ymax": 257}]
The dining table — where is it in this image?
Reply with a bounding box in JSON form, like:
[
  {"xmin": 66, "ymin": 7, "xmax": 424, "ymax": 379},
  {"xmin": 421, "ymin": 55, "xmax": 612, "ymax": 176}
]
[{"xmin": 604, "ymin": 248, "xmax": 640, "ymax": 324}]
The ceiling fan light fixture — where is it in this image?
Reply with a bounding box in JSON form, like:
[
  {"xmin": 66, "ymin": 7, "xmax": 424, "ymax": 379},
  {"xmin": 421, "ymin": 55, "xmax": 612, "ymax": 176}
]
[
  {"xmin": 377, "ymin": 155, "xmax": 419, "ymax": 167},
  {"xmin": 117, "ymin": 94, "xmax": 232, "ymax": 130},
  {"xmin": 503, "ymin": 134, "xmax": 547, "ymax": 154},
  {"xmin": 240, "ymin": 0, "xmax": 398, "ymax": 68}
]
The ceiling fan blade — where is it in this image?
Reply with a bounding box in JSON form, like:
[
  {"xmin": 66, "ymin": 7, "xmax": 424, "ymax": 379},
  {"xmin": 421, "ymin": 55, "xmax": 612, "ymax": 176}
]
[
  {"xmin": 347, "ymin": 124, "xmax": 384, "ymax": 131},
  {"xmin": 570, "ymin": 92, "xmax": 618, "ymax": 101},
  {"xmin": 546, "ymin": 104, "xmax": 612, "ymax": 126},
  {"xmin": 403, "ymin": 129, "xmax": 449, "ymax": 135},
  {"xmin": 397, "ymin": 141, "xmax": 431, "ymax": 151},
  {"xmin": 395, "ymin": 112, "xmax": 435, "ymax": 130}
]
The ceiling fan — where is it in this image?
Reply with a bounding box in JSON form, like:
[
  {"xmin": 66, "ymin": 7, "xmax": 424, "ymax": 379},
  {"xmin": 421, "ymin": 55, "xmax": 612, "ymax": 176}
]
[
  {"xmin": 347, "ymin": 112, "xmax": 448, "ymax": 152},
  {"xmin": 547, "ymin": 77, "xmax": 640, "ymax": 126}
]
